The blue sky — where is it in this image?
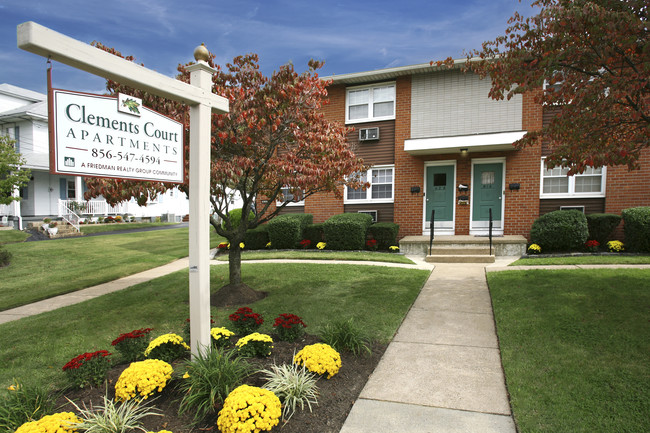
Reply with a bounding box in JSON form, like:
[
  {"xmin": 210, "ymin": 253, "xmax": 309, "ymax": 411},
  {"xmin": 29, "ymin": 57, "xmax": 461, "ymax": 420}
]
[{"xmin": 1, "ymin": 0, "xmax": 535, "ymax": 95}]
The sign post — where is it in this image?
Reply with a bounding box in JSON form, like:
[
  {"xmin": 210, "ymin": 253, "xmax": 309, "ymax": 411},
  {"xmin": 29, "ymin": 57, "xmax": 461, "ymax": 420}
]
[
  {"xmin": 17, "ymin": 22, "xmax": 228, "ymax": 357},
  {"xmin": 187, "ymin": 47, "xmax": 215, "ymax": 357}
]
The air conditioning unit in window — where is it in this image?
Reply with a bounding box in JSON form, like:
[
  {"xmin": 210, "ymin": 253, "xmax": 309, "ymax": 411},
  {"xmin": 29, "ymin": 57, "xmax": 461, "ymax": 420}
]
[
  {"xmin": 359, "ymin": 127, "xmax": 379, "ymax": 141},
  {"xmin": 358, "ymin": 210, "xmax": 378, "ymax": 222}
]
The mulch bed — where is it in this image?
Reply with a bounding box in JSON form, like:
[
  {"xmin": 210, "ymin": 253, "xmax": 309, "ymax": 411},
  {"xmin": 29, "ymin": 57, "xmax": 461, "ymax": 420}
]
[{"xmin": 57, "ymin": 335, "xmax": 386, "ymax": 433}]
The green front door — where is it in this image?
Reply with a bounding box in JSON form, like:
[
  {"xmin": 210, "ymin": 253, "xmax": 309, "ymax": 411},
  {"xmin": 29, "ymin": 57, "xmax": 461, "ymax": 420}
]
[
  {"xmin": 472, "ymin": 163, "xmax": 503, "ymax": 222},
  {"xmin": 426, "ymin": 165, "xmax": 454, "ymax": 227}
]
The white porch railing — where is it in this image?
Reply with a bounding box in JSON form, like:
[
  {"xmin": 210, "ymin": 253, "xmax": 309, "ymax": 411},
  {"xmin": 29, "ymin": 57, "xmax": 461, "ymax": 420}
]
[
  {"xmin": 0, "ymin": 204, "xmax": 12, "ymax": 217},
  {"xmin": 58, "ymin": 200, "xmax": 128, "ymax": 217},
  {"xmin": 58, "ymin": 201, "xmax": 81, "ymax": 232}
]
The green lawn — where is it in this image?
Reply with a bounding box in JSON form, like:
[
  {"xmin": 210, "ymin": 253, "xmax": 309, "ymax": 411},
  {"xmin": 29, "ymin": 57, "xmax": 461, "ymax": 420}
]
[
  {"xmin": 0, "ymin": 228, "xmax": 223, "ymax": 311},
  {"xmin": 217, "ymin": 250, "xmax": 415, "ymax": 264},
  {"xmin": 487, "ymin": 269, "xmax": 650, "ymax": 433},
  {"xmin": 511, "ymin": 255, "xmax": 650, "ymax": 266},
  {"xmin": 0, "ymin": 230, "xmax": 29, "ymax": 244},
  {"xmin": 0, "ymin": 263, "xmax": 430, "ymax": 389},
  {"xmin": 80, "ymin": 222, "xmax": 179, "ymax": 234}
]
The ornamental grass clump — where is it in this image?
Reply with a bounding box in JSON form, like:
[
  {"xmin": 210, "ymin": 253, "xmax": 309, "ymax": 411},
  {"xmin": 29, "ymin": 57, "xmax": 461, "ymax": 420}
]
[
  {"xmin": 261, "ymin": 363, "xmax": 319, "ymax": 421},
  {"xmin": 178, "ymin": 348, "xmax": 252, "ymax": 424},
  {"xmin": 216, "ymin": 385, "xmax": 281, "ymax": 433},
  {"xmin": 14, "ymin": 412, "xmax": 80, "ymax": 433},
  {"xmin": 321, "ymin": 319, "xmax": 372, "ymax": 356},
  {"xmin": 144, "ymin": 333, "xmax": 189, "ymax": 363},
  {"xmin": 66, "ymin": 394, "xmax": 161, "ymax": 433},
  {"xmin": 273, "ymin": 313, "xmax": 307, "ymax": 342},
  {"xmin": 0, "ymin": 381, "xmax": 59, "ymax": 433},
  {"xmin": 293, "ymin": 343, "xmax": 342, "ymax": 379},
  {"xmin": 111, "ymin": 328, "xmax": 152, "ymax": 363},
  {"xmin": 236, "ymin": 333, "xmax": 274, "ymax": 357},
  {"xmin": 210, "ymin": 327, "xmax": 235, "ymax": 348},
  {"xmin": 228, "ymin": 307, "xmax": 263, "ymax": 335},
  {"xmin": 62, "ymin": 350, "xmax": 112, "ymax": 388},
  {"xmin": 115, "ymin": 359, "xmax": 173, "ymax": 402}
]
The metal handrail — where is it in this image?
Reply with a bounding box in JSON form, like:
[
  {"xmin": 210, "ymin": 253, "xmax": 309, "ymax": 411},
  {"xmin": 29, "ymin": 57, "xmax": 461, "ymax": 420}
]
[
  {"xmin": 429, "ymin": 209, "xmax": 435, "ymax": 254},
  {"xmin": 58, "ymin": 201, "xmax": 81, "ymax": 232},
  {"xmin": 488, "ymin": 208, "xmax": 493, "ymax": 256}
]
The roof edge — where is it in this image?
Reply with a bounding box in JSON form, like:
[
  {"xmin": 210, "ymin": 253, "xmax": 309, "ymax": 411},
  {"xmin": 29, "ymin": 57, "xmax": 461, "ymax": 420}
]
[{"xmin": 323, "ymin": 57, "xmax": 480, "ymax": 85}]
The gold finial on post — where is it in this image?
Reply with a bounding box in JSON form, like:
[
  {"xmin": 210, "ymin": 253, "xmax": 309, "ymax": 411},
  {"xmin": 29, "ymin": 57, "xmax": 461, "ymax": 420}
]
[{"xmin": 193, "ymin": 43, "xmax": 210, "ymax": 62}]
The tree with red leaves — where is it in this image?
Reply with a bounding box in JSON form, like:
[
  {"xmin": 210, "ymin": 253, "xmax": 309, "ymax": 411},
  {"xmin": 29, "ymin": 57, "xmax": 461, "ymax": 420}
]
[
  {"xmin": 84, "ymin": 46, "xmax": 366, "ymax": 296},
  {"xmin": 466, "ymin": 0, "xmax": 648, "ymax": 174}
]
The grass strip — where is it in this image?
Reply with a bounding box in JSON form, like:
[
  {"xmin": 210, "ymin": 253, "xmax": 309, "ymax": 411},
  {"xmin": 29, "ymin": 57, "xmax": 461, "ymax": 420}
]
[
  {"xmin": 0, "ymin": 228, "xmax": 223, "ymax": 311},
  {"xmin": 80, "ymin": 222, "xmax": 180, "ymax": 234},
  {"xmin": 216, "ymin": 250, "xmax": 414, "ymax": 264},
  {"xmin": 0, "ymin": 263, "xmax": 430, "ymax": 389},
  {"xmin": 510, "ymin": 255, "xmax": 650, "ymax": 266},
  {"xmin": 0, "ymin": 230, "xmax": 30, "ymax": 244},
  {"xmin": 487, "ymin": 269, "xmax": 650, "ymax": 433}
]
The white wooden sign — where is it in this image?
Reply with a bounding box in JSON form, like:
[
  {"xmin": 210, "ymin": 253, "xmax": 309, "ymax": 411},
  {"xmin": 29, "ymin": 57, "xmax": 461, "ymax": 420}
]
[{"xmin": 50, "ymin": 89, "xmax": 184, "ymax": 183}]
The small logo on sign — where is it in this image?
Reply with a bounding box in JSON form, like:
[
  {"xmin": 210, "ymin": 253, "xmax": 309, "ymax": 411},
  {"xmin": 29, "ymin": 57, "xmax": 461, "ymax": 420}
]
[
  {"xmin": 64, "ymin": 157, "xmax": 75, "ymax": 167},
  {"xmin": 118, "ymin": 93, "xmax": 142, "ymax": 117}
]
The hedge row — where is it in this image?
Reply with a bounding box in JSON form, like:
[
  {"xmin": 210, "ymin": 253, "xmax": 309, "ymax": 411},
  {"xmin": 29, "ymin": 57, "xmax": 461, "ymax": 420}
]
[
  {"xmin": 622, "ymin": 207, "xmax": 650, "ymax": 252},
  {"xmin": 531, "ymin": 207, "xmax": 649, "ymax": 252},
  {"xmin": 239, "ymin": 213, "xmax": 399, "ymax": 251}
]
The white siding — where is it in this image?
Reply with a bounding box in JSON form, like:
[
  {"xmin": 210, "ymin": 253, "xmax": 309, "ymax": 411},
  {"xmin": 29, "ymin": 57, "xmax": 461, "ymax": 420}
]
[{"xmin": 411, "ymin": 70, "xmax": 522, "ymax": 139}]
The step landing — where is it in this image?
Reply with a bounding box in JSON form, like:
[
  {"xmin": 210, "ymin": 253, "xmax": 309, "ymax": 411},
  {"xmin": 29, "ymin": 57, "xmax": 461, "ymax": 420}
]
[{"xmin": 400, "ymin": 235, "xmax": 527, "ymax": 258}]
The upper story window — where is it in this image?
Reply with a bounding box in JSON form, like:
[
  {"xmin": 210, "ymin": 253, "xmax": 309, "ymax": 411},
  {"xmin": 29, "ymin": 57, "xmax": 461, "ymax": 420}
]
[
  {"xmin": 540, "ymin": 159, "xmax": 606, "ymax": 198},
  {"xmin": 346, "ymin": 83, "xmax": 395, "ymax": 124},
  {"xmin": 345, "ymin": 165, "xmax": 394, "ymax": 203}
]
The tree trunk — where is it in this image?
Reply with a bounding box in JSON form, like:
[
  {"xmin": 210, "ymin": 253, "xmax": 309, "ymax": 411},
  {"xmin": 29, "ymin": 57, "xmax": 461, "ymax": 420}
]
[
  {"xmin": 210, "ymin": 235, "xmax": 266, "ymax": 308},
  {"xmin": 228, "ymin": 242, "xmax": 242, "ymax": 285}
]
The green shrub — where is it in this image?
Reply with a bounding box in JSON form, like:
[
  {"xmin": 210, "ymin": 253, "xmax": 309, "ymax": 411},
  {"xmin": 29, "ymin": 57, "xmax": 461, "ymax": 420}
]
[
  {"xmin": 530, "ymin": 210, "xmax": 588, "ymax": 252},
  {"xmin": 0, "ymin": 246, "xmax": 11, "ymax": 267},
  {"xmin": 586, "ymin": 213, "xmax": 621, "ymax": 245},
  {"xmin": 303, "ymin": 223, "xmax": 324, "ymax": 245},
  {"xmin": 244, "ymin": 225, "xmax": 269, "ymax": 250},
  {"xmin": 321, "ymin": 319, "xmax": 372, "ymax": 356},
  {"xmin": 222, "ymin": 208, "xmax": 255, "ymax": 231},
  {"xmin": 323, "ymin": 213, "xmax": 373, "ymax": 250},
  {"xmin": 0, "ymin": 381, "xmax": 59, "ymax": 433},
  {"xmin": 178, "ymin": 348, "xmax": 253, "ymax": 424},
  {"xmin": 367, "ymin": 222, "xmax": 400, "ymax": 250},
  {"xmin": 622, "ymin": 207, "xmax": 650, "ymax": 252},
  {"xmin": 267, "ymin": 214, "xmax": 313, "ymax": 249}
]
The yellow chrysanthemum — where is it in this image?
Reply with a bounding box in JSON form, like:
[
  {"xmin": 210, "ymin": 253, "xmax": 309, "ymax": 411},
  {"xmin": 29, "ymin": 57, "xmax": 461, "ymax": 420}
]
[
  {"xmin": 15, "ymin": 412, "xmax": 80, "ymax": 433},
  {"xmin": 294, "ymin": 343, "xmax": 341, "ymax": 379},
  {"xmin": 115, "ymin": 359, "xmax": 173, "ymax": 401},
  {"xmin": 217, "ymin": 385, "xmax": 281, "ymax": 433}
]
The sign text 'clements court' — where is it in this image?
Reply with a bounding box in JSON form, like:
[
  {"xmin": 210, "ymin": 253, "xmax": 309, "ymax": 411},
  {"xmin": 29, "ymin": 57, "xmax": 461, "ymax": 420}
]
[{"xmin": 50, "ymin": 89, "xmax": 185, "ymax": 183}]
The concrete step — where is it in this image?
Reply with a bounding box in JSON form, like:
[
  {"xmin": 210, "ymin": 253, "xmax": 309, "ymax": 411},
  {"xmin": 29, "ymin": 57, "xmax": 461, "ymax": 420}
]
[
  {"xmin": 425, "ymin": 254, "xmax": 496, "ymax": 264},
  {"xmin": 428, "ymin": 247, "xmax": 491, "ymax": 255}
]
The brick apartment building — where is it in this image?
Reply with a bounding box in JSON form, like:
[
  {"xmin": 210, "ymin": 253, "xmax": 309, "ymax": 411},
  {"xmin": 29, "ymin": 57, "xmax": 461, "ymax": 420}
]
[{"xmin": 276, "ymin": 60, "xmax": 650, "ymax": 240}]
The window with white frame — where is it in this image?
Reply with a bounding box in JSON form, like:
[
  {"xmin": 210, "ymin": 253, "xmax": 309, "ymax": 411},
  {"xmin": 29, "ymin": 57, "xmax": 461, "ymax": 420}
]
[
  {"xmin": 278, "ymin": 186, "xmax": 304, "ymax": 206},
  {"xmin": 541, "ymin": 159, "xmax": 606, "ymax": 197},
  {"xmin": 346, "ymin": 83, "xmax": 395, "ymax": 123},
  {"xmin": 345, "ymin": 166, "xmax": 394, "ymax": 203}
]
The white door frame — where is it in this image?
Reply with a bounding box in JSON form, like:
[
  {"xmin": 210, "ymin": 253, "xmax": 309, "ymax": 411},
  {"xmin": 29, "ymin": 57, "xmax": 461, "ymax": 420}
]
[
  {"xmin": 422, "ymin": 160, "xmax": 457, "ymax": 235},
  {"xmin": 470, "ymin": 157, "xmax": 505, "ymax": 236}
]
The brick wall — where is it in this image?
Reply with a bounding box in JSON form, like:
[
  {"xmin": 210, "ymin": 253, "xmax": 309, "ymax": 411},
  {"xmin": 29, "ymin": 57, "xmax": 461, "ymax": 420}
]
[
  {"xmin": 502, "ymin": 90, "xmax": 543, "ymax": 240},
  {"xmin": 605, "ymin": 149, "xmax": 650, "ymax": 239},
  {"xmin": 393, "ymin": 76, "xmax": 424, "ymax": 238}
]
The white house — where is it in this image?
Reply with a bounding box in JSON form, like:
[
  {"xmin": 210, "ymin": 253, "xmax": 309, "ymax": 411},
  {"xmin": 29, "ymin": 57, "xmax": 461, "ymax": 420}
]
[{"xmin": 0, "ymin": 83, "xmax": 190, "ymax": 229}]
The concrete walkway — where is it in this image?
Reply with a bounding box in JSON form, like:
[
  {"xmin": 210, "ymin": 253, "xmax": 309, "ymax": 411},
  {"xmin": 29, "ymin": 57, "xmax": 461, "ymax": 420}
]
[{"xmin": 340, "ymin": 262, "xmax": 517, "ymax": 433}]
